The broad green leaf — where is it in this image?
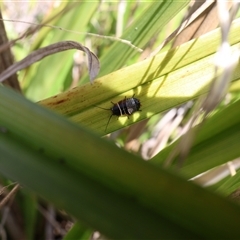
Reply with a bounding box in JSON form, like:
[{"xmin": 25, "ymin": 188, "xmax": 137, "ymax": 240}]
[
  {"xmin": 1, "ymin": 86, "xmax": 240, "ymax": 238},
  {"xmin": 39, "ymin": 18, "xmax": 240, "ymax": 135}
]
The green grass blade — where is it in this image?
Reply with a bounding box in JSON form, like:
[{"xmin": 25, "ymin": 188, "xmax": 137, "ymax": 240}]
[
  {"xmin": 63, "ymin": 221, "xmax": 92, "ymax": 240},
  {"xmin": 151, "ymin": 97, "xmax": 240, "ymax": 178},
  {"xmin": 95, "ymin": 1, "xmax": 190, "ymax": 78},
  {"xmin": 212, "ymin": 171, "xmax": 240, "ymax": 197}
]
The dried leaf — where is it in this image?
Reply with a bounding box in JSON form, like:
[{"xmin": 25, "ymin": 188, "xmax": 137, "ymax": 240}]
[
  {"xmin": 0, "ymin": 10, "xmax": 21, "ymax": 92},
  {"xmin": 172, "ymin": 1, "xmax": 220, "ymax": 46},
  {"xmin": 0, "ymin": 41, "xmax": 100, "ymax": 84},
  {"xmin": 149, "ymin": 1, "xmax": 215, "ymax": 57},
  {"xmin": 201, "ymin": 1, "xmax": 240, "ymax": 114}
]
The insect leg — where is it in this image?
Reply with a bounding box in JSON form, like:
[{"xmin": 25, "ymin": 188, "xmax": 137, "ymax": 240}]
[
  {"xmin": 95, "ymin": 105, "xmax": 109, "ymax": 110},
  {"xmin": 105, "ymin": 114, "xmax": 113, "ymax": 132}
]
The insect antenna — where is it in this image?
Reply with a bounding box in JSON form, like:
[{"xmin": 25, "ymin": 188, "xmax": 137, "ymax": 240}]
[
  {"xmin": 95, "ymin": 105, "xmax": 109, "ymax": 111},
  {"xmin": 95, "ymin": 105, "xmax": 113, "ymax": 132}
]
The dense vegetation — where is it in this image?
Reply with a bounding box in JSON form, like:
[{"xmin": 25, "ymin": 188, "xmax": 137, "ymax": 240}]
[{"xmin": 0, "ymin": 1, "xmax": 240, "ymax": 239}]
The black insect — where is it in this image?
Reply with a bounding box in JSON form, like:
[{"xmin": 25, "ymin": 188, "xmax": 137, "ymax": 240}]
[{"xmin": 97, "ymin": 95, "xmax": 141, "ymax": 132}]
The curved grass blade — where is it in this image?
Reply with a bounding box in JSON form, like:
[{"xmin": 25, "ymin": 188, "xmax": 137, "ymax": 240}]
[{"xmin": 0, "ymin": 41, "xmax": 99, "ymax": 84}]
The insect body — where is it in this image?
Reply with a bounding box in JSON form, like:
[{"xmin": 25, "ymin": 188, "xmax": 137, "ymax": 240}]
[{"xmin": 97, "ymin": 95, "xmax": 141, "ymax": 132}]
